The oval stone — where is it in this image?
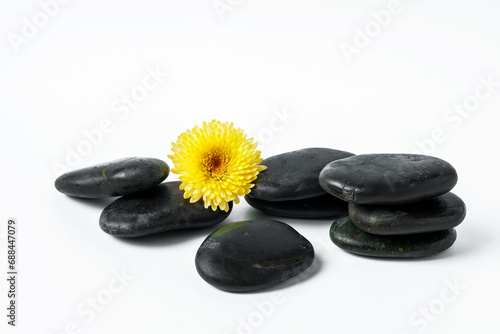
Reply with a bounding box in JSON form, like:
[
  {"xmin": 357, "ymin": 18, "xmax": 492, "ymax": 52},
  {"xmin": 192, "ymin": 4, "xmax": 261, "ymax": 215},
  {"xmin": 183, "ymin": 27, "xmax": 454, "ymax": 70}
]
[
  {"xmin": 319, "ymin": 154, "xmax": 458, "ymax": 204},
  {"xmin": 329, "ymin": 216, "xmax": 457, "ymax": 258},
  {"xmin": 99, "ymin": 181, "xmax": 232, "ymax": 238},
  {"xmin": 195, "ymin": 219, "xmax": 314, "ymax": 292},
  {"xmin": 55, "ymin": 157, "xmax": 170, "ymax": 198},
  {"xmin": 245, "ymin": 194, "xmax": 348, "ymax": 219},
  {"xmin": 349, "ymin": 192, "xmax": 466, "ymax": 235},
  {"xmin": 247, "ymin": 148, "xmax": 354, "ymax": 202}
]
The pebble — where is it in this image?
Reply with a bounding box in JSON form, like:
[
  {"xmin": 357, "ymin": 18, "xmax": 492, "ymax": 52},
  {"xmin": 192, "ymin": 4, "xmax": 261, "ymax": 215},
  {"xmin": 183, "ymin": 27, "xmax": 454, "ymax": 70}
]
[
  {"xmin": 99, "ymin": 181, "xmax": 232, "ymax": 238},
  {"xmin": 55, "ymin": 157, "xmax": 169, "ymax": 198},
  {"xmin": 329, "ymin": 216, "xmax": 457, "ymax": 258},
  {"xmin": 195, "ymin": 219, "xmax": 314, "ymax": 292},
  {"xmin": 319, "ymin": 154, "xmax": 457, "ymax": 204},
  {"xmin": 245, "ymin": 194, "xmax": 348, "ymax": 219},
  {"xmin": 349, "ymin": 192, "xmax": 466, "ymax": 235},
  {"xmin": 247, "ymin": 148, "xmax": 354, "ymax": 202}
]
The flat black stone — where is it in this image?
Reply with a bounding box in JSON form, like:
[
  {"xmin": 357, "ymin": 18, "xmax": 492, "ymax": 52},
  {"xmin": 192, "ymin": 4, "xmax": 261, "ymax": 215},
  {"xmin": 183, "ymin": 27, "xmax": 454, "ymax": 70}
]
[
  {"xmin": 195, "ymin": 219, "xmax": 314, "ymax": 292},
  {"xmin": 329, "ymin": 216, "xmax": 457, "ymax": 258},
  {"xmin": 245, "ymin": 194, "xmax": 348, "ymax": 219},
  {"xmin": 349, "ymin": 192, "xmax": 466, "ymax": 235},
  {"xmin": 247, "ymin": 148, "xmax": 354, "ymax": 202},
  {"xmin": 99, "ymin": 181, "xmax": 232, "ymax": 238},
  {"xmin": 319, "ymin": 154, "xmax": 458, "ymax": 204},
  {"xmin": 55, "ymin": 157, "xmax": 169, "ymax": 198}
]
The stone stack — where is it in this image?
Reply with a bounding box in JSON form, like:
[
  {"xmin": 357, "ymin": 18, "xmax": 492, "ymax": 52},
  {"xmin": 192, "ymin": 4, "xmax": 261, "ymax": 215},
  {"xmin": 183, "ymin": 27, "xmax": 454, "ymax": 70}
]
[
  {"xmin": 54, "ymin": 157, "xmax": 232, "ymax": 238},
  {"xmin": 244, "ymin": 148, "xmax": 354, "ymax": 218},
  {"xmin": 319, "ymin": 154, "xmax": 466, "ymax": 258}
]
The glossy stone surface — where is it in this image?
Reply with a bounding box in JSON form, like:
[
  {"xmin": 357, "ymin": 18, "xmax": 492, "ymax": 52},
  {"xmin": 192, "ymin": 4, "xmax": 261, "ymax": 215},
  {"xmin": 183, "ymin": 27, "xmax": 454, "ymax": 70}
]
[
  {"xmin": 247, "ymin": 148, "xmax": 354, "ymax": 202},
  {"xmin": 349, "ymin": 192, "xmax": 466, "ymax": 235},
  {"xmin": 99, "ymin": 181, "xmax": 232, "ymax": 238},
  {"xmin": 55, "ymin": 157, "xmax": 170, "ymax": 198},
  {"xmin": 245, "ymin": 194, "xmax": 348, "ymax": 219},
  {"xmin": 319, "ymin": 154, "xmax": 458, "ymax": 204},
  {"xmin": 195, "ymin": 219, "xmax": 315, "ymax": 292},
  {"xmin": 329, "ymin": 216, "xmax": 457, "ymax": 258}
]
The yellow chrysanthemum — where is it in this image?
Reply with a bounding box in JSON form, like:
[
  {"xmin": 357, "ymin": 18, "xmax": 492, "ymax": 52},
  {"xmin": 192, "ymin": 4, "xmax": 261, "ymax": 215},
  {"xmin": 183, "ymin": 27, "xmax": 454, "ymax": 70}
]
[{"xmin": 168, "ymin": 120, "xmax": 267, "ymax": 212}]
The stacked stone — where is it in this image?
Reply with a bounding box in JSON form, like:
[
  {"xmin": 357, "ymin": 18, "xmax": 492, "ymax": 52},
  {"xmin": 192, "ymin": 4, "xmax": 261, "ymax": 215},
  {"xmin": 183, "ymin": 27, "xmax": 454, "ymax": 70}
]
[
  {"xmin": 55, "ymin": 158, "xmax": 316, "ymax": 292},
  {"xmin": 54, "ymin": 152, "xmax": 467, "ymax": 292},
  {"xmin": 244, "ymin": 148, "xmax": 354, "ymax": 218},
  {"xmin": 319, "ymin": 154, "xmax": 466, "ymax": 258},
  {"xmin": 54, "ymin": 157, "xmax": 232, "ymax": 238}
]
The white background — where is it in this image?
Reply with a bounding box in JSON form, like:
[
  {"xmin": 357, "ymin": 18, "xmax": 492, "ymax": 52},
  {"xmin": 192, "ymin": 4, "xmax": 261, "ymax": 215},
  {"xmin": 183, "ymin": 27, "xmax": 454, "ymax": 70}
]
[{"xmin": 1, "ymin": 1, "xmax": 499, "ymax": 333}]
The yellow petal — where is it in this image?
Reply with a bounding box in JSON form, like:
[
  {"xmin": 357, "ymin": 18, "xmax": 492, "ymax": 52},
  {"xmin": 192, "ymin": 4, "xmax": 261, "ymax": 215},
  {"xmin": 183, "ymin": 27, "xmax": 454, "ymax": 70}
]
[{"xmin": 168, "ymin": 120, "xmax": 265, "ymax": 211}]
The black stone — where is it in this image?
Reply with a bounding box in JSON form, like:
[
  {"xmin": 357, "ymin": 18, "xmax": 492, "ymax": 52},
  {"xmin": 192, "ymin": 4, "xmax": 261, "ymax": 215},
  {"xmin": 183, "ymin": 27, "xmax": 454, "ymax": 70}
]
[
  {"xmin": 99, "ymin": 181, "xmax": 232, "ymax": 238},
  {"xmin": 195, "ymin": 219, "xmax": 314, "ymax": 292},
  {"xmin": 55, "ymin": 157, "xmax": 170, "ymax": 198},
  {"xmin": 349, "ymin": 192, "xmax": 466, "ymax": 235},
  {"xmin": 329, "ymin": 216, "xmax": 457, "ymax": 258},
  {"xmin": 245, "ymin": 194, "xmax": 348, "ymax": 219},
  {"xmin": 319, "ymin": 154, "xmax": 458, "ymax": 204},
  {"xmin": 247, "ymin": 148, "xmax": 354, "ymax": 202}
]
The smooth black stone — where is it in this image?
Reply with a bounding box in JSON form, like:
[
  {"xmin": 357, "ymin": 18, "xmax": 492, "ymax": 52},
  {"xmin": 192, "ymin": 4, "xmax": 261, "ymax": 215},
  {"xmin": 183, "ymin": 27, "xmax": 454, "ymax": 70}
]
[
  {"xmin": 349, "ymin": 192, "xmax": 466, "ymax": 235},
  {"xmin": 55, "ymin": 157, "xmax": 170, "ymax": 198},
  {"xmin": 99, "ymin": 181, "xmax": 232, "ymax": 238},
  {"xmin": 247, "ymin": 148, "xmax": 354, "ymax": 202},
  {"xmin": 319, "ymin": 154, "xmax": 458, "ymax": 204},
  {"xmin": 329, "ymin": 216, "xmax": 457, "ymax": 258},
  {"xmin": 245, "ymin": 194, "xmax": 348, "ymax": 219},
  {"xmin": 195, "ymin": 219, "xmax": 314, "ymax": 292}
]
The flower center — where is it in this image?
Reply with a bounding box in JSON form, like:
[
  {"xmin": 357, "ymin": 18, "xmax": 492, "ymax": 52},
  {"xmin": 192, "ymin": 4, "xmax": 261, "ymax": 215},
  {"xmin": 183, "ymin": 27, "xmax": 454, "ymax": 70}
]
[{"xmin": 203, "ymin": 150, "xmax": 227, "ymax": 177}]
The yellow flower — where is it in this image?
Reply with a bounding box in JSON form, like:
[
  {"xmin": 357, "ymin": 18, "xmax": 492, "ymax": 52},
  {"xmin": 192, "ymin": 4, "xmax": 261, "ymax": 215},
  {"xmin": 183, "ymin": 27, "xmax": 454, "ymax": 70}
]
[{"xmin": 168, "ymin": 120, "xmax": 267, "ymax": 212}]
